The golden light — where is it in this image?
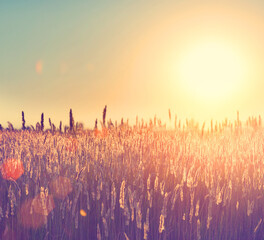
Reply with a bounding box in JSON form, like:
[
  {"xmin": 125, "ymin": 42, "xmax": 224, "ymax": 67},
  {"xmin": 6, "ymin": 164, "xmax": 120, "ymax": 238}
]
[
  {"xmin": 35, "ymin": 60, "xmax": 43, "ymax": 74},
  {"xmin": 1, "ymin": 158, "xmax": 24, "ymax": 180},
  {"xmin": 80, "ymin": 209, "xmax": 87, "ymax": 217},
  {"xmin": 177, "ymin": 40, "xmax": 247, "ymax": 101}
]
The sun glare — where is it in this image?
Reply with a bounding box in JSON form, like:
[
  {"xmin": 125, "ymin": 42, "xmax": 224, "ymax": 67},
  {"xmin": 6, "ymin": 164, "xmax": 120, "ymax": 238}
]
[{"xmin": 178, "ymin": 41, "xmax": 246, "ymax": 101}]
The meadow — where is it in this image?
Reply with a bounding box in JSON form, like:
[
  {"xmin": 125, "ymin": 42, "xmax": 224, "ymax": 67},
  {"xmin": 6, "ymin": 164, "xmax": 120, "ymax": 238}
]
[{"xmin": 0, "ymin": 114, "xmax": 264, "ymax": 240}]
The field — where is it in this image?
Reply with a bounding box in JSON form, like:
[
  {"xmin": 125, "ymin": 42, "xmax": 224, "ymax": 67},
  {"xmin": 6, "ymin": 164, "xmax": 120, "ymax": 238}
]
[{"xmin": 0, "ymin": 117, "xmax": 264, "ymax": 240}]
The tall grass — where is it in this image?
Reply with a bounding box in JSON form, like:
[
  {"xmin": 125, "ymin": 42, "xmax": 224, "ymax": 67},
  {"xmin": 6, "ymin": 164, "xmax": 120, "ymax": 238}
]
[{"xmin": 0, "ymin": 115, "xmax": 264, "ymax": 239}]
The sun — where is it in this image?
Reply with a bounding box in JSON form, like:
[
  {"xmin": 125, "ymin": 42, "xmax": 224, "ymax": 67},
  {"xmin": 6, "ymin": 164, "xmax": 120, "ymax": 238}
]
[{"xmin": 177, "ymin": 41, "xmax": 246, "ymax": 101}]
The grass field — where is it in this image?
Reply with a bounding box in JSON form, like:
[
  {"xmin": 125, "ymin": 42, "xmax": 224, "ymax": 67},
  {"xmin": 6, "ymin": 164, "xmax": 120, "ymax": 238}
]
[{"xmin": 0, "ymin": 117, "xmax": 264, "ymax": 239}]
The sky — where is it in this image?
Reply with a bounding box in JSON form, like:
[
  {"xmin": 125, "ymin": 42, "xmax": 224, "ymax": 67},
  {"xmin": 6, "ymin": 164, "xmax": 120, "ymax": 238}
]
[{"xmin": 1, "ymin": 0, "xmax": 264, "ymax": 129}]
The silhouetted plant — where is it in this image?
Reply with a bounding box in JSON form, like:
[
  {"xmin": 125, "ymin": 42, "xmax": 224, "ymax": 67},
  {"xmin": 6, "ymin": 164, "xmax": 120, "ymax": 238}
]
[
  {"xmin": 22, "ymin": 111, "xmax": 25, "ymax": 130},
  {"xmin": 7, "ymin": 122, "xmax": 14, "ymax": 131},
  {"xmin": 49, "ymin": 118, "xmax": 52, "ymax": 129},
  {"xmin": 36, "ymin": 122, "xmax": 41, "ymax": 131},
  {"xmin": 103, "ymin": 105, "xmax": 107, "ymax": 127},
  {"xmin": 69, "ymin": 109, "xmax": 74, "ymax": 132},
  {"xmin": 41, "ymin": 113, "xmax": 44, "ymax": 131}
]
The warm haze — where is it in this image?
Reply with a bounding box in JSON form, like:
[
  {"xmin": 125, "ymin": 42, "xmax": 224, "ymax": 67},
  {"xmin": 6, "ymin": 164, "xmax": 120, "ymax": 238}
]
[{"xmin": 1, "ymin": 0, "xmax": 264, "ymax": 128}]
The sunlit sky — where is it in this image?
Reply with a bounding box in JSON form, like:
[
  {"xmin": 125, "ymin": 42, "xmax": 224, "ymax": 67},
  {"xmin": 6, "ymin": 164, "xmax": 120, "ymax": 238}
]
[{"xmin": 1, "ymin": 0, "xmax": 264, "ymax": 129}]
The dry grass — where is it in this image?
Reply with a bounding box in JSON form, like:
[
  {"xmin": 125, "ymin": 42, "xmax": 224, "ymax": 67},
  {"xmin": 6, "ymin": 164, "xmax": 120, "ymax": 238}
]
[{"xmin": 0, "ymin": 117, "xmax": 263, "ymax": 239}]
